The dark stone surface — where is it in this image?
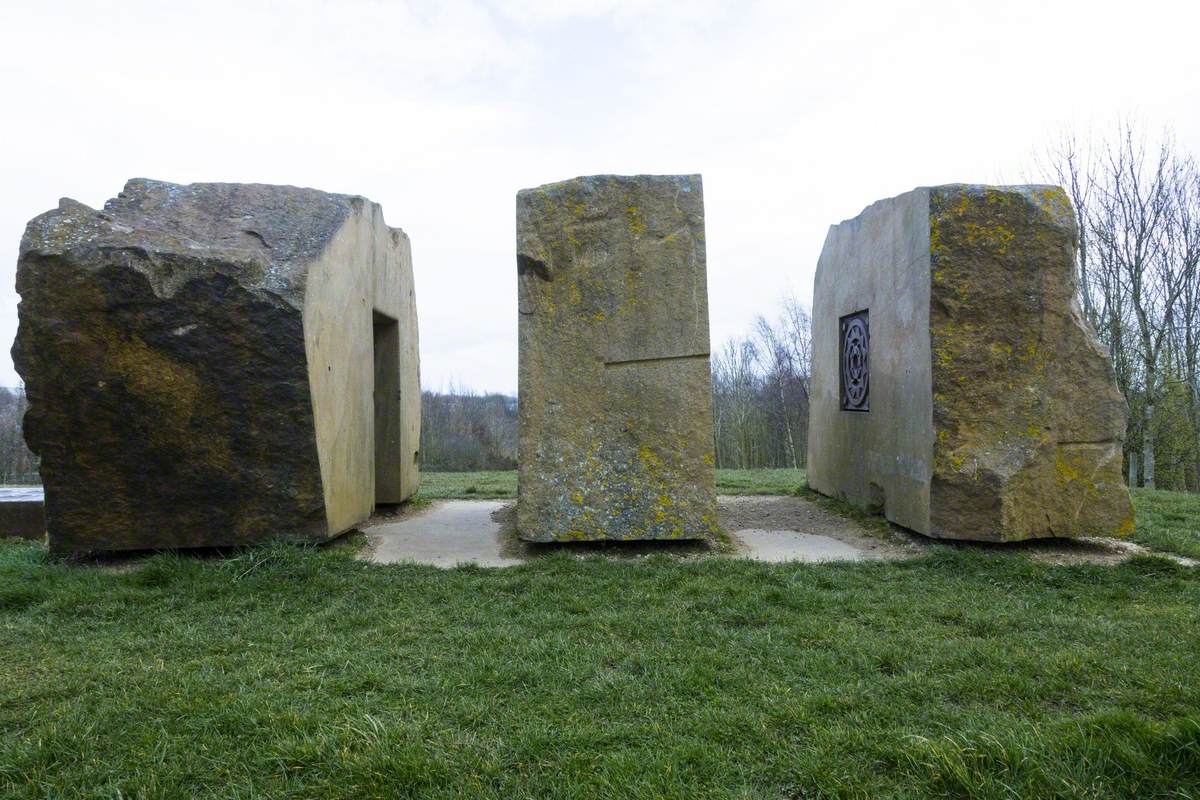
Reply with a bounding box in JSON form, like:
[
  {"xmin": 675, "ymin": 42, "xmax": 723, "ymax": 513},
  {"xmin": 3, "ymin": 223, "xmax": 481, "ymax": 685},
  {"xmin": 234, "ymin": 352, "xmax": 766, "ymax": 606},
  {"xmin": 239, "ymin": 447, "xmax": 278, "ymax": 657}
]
[
  {"xmin": 0, "ymin": 501, "xmax": 45, "ymax": 541},
  {"xmin": 12, "ymin": 180, "xmax": 365, "ymax": 554}
]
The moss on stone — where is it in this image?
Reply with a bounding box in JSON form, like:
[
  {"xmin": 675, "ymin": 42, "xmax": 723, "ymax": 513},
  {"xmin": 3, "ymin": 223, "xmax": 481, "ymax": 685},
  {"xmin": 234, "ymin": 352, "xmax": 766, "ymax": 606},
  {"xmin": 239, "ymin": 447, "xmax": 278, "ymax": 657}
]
[{"xmin": 928, "ymin": 185, "xmax": 1133, "ymax": 540}]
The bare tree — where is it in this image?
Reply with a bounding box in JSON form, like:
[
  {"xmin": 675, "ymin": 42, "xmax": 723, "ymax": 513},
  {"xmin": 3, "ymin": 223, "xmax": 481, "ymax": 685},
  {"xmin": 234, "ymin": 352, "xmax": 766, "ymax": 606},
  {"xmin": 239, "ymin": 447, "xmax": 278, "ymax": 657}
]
[
  {"xmin": 712, "ymin": 293, "xmax": 813, "ymax": 469},
  {"xmin": 419, "ymin": 383, "xmax": 518, "ymax": 471},
  {"xmin": 752, "ymin": 298, "xmax": 812, "ymax": 468},
  {"xmin": 712, "ymin": 337, "xmax": 762, "ymax": 469},
  {"xmin": 0, "ymin": 387, "xmax": 40, "ymax": 484},
  {"xmin": 1163, "ymin": 152, "xmax": 1200, "ymax": 487},
  {"xmin": 1036, "ymin": 130, "xmax": 1098, "ymax": 324},
  {"xmin": 1090, "ymin": 126, "xmax": 1193, "ymax": 488},
  {"xmin": 1038, "ymin": 120, "xmax": 1200, "ymax": 490}
]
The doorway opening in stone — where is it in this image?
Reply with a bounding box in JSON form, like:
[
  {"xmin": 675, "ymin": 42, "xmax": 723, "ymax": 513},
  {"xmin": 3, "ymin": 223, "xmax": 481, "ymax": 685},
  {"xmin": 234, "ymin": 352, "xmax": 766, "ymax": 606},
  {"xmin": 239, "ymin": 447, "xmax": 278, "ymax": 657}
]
[{"xmin": 372, "ymin": 311, "xmax": 403, "ymax": 505}]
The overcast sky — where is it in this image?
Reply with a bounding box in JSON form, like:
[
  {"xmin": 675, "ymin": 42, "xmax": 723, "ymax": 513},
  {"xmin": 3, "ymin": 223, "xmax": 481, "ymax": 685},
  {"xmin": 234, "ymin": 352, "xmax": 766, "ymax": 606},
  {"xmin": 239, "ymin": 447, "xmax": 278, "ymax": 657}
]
[{"xmin": 1, "ymin": 0, "xmax": 1197, "ymax": 394}]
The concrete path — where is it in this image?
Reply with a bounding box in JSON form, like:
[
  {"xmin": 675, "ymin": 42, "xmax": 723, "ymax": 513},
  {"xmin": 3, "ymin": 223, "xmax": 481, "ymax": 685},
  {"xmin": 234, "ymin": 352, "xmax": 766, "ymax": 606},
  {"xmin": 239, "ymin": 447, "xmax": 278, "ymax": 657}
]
[
  {"xmin": 363, "ymin": 500, "xmax": 522, "ymax": 568},
  {"xmin": 361, "ymin": 497, "xmax": 878, "ymax": 568},
  {"xmin": 733, "ymin": 528, "xmax": 866, "ymax": 563}
]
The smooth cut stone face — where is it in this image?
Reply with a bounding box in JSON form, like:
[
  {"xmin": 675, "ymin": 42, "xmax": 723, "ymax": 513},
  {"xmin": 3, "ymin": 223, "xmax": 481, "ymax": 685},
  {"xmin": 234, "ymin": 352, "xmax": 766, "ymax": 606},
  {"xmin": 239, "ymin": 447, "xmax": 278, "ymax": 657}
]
[
  {"xmin": 807, "ymin": 184, "xmax": 1134, "ymax": 542},
  {"xmin": 515, "ymin": 174, "xmax": 719, "ymax": 542}
]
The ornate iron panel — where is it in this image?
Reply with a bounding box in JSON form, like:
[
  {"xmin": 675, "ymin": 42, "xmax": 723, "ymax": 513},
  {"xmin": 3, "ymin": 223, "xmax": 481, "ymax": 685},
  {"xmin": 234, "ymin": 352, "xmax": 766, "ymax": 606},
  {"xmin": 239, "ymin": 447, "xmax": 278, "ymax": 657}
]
[{"xmin": 840, "ymin": 309, "xmax": 869, "ymax": 411}]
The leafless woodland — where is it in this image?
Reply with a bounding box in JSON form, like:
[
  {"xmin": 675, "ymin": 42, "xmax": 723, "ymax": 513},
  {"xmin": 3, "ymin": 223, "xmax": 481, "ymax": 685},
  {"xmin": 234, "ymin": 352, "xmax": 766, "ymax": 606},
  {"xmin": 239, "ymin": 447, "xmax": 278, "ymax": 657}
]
[
  {"xmin": 0, "ymin": 388, "xmax": 38, "ymax": 484},
  {"xmin": 1038, "ymin": 120, "xmax": 1200, "ymax": 490}
]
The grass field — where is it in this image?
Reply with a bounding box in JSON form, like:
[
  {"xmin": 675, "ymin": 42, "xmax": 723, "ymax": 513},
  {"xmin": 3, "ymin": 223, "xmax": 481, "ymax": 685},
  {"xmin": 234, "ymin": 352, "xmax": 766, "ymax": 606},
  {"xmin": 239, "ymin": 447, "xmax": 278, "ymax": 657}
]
[
  {"xmin": 417, "ymin": 470, "xmax": 518, "ymax": 499},
  {"xmin": 1, "ymin": 539, "xmax": 1198, "ymax": 799},
  {"xmin": 2, "ymin": 474, "xmax": 1199, "ymax": 798},
  {"xmin": 1131, "ymin": 488, "xmax": 1200, "ymax": 559}
]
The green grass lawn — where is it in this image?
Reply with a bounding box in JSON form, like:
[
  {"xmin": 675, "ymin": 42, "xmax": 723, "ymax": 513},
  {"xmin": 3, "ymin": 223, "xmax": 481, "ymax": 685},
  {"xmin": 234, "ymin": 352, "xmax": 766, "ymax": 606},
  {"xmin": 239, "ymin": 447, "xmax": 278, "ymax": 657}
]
[
  {"xmin": 2, "ymin": 536, "xmax": 1199, "ymax": 797},
  {"xmin": 418, "ymin": 468, "xmax": 807, "ymax": 500},
  {"xmin": 416, "ymin": 470, "xmax": 518, "ymax": 499},
  {"xmin": 1131, "ymin": 488, "xmax": 1200, "ymax": 559},
  {"xmin": 715, "ymin": 468, "xmax": 807, "ymax": 495},
  {"xmin": 3, "ymin": 475, "xmax": 1199, "ymax": 798}
]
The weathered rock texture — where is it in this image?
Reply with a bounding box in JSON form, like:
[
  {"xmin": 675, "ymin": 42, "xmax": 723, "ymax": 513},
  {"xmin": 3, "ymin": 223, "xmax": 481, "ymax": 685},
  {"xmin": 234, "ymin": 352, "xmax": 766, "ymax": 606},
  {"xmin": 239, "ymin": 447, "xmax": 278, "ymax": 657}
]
[
  {"xmin": 0, "ymin": 501, "xmax": 45, "ymax": 541},
  {"xmin": 516, "ymin": 174, "xmax": 718, "ymax": 542},
  {"xmin": 808, "ymin": 184, "xmax": 1134, "ymax": 542},
  {"xmin": 14, "ymin": 179, "xmax": 420, "ymax": 554}
]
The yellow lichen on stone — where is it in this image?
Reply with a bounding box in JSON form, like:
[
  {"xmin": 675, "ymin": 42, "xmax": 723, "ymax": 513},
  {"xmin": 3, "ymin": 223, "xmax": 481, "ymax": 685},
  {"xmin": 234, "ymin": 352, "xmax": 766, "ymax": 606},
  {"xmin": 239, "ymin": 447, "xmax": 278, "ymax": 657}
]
[
  {"xmin": 108, "ymin": 333, "xmax": 201, "ymax": 416},
  {"xmin": 516, "ymin": 174, "xmax": 715, "ymax": 542},
  {"xmin": 638, "ymin": 445, "xmax": 663, "ymax": 468},
  {"xmin": 1054, "ymin": 449, "xmax": 1081, "ymax": 484},
  {"xmin": 926, "ymin": 186, "xmax": 1133, "ymax": 540},
  {"xmin": 624, "ymin": 205, "xmax": 647, "ymax": 236},
  {"xmin": 1029, "ymin": 186, "xmax": 1073, "ymax": 228}
]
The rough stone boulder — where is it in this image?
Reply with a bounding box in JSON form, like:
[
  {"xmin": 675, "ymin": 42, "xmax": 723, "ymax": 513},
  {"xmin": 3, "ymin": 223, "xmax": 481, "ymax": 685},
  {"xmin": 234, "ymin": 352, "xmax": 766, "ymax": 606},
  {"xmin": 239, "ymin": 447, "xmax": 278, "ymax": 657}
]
[
  {"xmin": 515, "ymin": 174, "xmax": 718, "ymax": 542},
  {"xmin": 808, "ymin": 184, "xmax": 1134, "ymax": 542},
  {"xmin": 14, "ymin": 179, "xmax": 420, "ymax": 554}
]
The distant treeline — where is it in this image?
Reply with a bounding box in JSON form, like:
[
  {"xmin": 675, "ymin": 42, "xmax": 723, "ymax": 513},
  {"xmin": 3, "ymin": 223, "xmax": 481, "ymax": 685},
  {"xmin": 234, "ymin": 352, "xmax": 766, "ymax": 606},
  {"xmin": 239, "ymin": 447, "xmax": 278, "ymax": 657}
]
[
  {"xmin": 418, "ymin": 296, "xmax": 812, "ymax": 473},
  {"xmin": 419, "ymin": 388, "xmax": 518, "ymax": 471},
  {"xmin": 0, "ymin": 388, "xmax": 39, "ymax": 484},
  {"xmin": 711, "ymin": 295, "xmax": 811, "ymax": 470}
]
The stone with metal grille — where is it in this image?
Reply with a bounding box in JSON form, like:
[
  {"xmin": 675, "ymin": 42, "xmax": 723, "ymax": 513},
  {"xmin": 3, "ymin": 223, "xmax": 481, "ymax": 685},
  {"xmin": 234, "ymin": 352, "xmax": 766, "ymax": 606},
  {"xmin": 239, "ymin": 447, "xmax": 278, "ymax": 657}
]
[{"xmin": 840, "ymin": 310, "xmax": 869, "ymax": 411}]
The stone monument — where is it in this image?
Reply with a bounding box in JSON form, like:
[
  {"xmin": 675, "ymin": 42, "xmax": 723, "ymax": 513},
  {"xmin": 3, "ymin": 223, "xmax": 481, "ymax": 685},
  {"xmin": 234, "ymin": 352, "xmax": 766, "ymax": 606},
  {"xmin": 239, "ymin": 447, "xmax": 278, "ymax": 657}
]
[
  {"xmin": 808, "ymin": 184, "xmax": 1134, "ymax": 542},
  {"xmin": 14, "ymin": 179, "xmax": 421, "ymax": 554},
  {"xmin": 515, "ymin": 174, "xmax": 718, "ymax": 542}
]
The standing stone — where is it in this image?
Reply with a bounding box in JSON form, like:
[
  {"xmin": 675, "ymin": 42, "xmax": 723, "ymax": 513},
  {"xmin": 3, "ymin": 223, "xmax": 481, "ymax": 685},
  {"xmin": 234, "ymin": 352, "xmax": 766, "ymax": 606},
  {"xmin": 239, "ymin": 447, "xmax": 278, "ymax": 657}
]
[
  {"xmin": 14, "ymin": 179, "xmax": 421, "ymax": 554},
  {"xmin": 516, "ymin": 174, "xmax": 718, "ymax": 542},
  {"xmin": 808, "ymin": 184, "xmax": 1134, "ymax": 542}
]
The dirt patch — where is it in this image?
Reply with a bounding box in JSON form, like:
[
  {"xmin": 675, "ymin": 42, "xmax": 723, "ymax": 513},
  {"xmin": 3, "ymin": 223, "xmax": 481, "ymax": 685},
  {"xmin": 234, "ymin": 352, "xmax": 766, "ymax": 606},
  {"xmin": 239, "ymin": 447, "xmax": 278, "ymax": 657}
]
[
  {"xmin": 716, "ymin": 496, "xmax": 1193, "ymax": 567},
  {"xmin": 489, "ymin": 495, "xmax": 919, "ymax": 562},
  {"xmin": 1006, "ymin": 536, "xmax": 1198, "ymax": 567},
  {"xmin": 367, "ymin": 498, "xmax": 436, "ymax": 524},
  {"xmin": 40, "ymin": 496, "xmax": 1194, "ymax": 571},
  {"xmin": 489, "ymin": 502, "xmax": 529, "ymax": 560},
  {"xmin": 718, "ymin": 494, "xmax": 921, "ymax": 560}
]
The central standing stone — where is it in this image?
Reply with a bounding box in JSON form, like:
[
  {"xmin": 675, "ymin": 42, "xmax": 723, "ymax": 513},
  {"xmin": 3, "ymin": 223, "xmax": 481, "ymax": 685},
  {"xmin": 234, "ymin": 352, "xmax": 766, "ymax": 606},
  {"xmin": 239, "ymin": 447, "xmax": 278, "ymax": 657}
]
[{"xmin": 515, "ymin": 174, "xmax": 718, "ymax": 542}]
